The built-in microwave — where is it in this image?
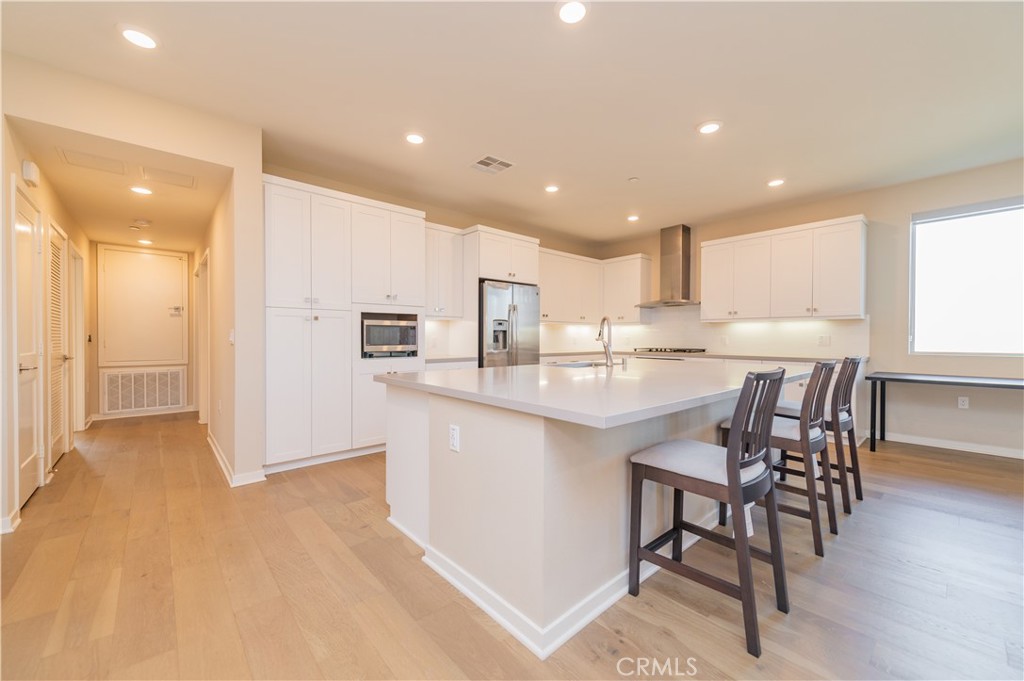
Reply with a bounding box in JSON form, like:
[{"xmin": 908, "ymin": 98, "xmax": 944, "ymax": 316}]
[{"xmin": 361, "ymin": 313, "xmax": 418, "ymax": 358}]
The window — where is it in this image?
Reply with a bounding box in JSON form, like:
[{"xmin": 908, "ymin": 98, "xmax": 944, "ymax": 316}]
[{"xmin": 910, "ymin": 197, "xmax": 1023, "ymax": 355}]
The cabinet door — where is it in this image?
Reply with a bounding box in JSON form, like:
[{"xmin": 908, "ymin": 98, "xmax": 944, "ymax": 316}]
[
  {"xmin": 265, "ymin": 184, "xmax": 311, "ymax": 308},
  {"xmin": 603, "ymin": 257, "xmax": 649, "ymax": 323},
  {"xmin": 351, "ymin": 204, "xmax": 392, "ymax": 305},
  {"xmin": 732, "ymin": 237, "xmax": 772, "ymax": 319},
  {"xmin": 311, "ymin": 310, "xmax": 352, "ymax": 456},
  {"xmin": 700, "ymin": 243, "xmax": 735, "ymax": 320},
  {"xmin": 510, "ymin": 240, "xmax": 539, "ymax": 284},
  {"xmin": 539, "ymin": 251, "xmax": 564, "ymax": 321},
  {"xmin": 578, "ymin": 260, "xmax": 603, "ymax": 322},
  {"xmin": 352, "ymin": 364, "xmax": 388, "ymax": 448},
  {"xmin": 427, "ymin": 229, "xmax": 463, "ymax": 318},
  {"xmin": 770, "ymin": 231, "xmax": 813, "ymax": 317},
  {"xmin": 478, "ymin": 233, "xmax": 511, "ymax": 280},
  {"xmin": 311, "ymin": 195, "xmax": 351, "ymax": 310},
  {"xmin": 813, "ymin": 221, "xmax": 865, "ymax": 317},
  {"xmin": 389, "ymin": 213, "xmax": 426, "ymax": 306},
  {"xmin": 266, "ymin": 308, "xmax": 311, "ymax": 464},
  {"xmin": 425, "ymin": 228, "xmax": 442, "ymax": 314}
]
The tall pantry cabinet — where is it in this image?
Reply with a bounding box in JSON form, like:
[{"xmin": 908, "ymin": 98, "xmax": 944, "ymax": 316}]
[{"xmin": 264, "ymin": 177, "xmax": 353, "ymax": 465}]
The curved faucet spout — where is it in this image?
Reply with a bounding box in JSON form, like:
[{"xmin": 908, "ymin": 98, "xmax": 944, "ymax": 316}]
[{"xmin": 596, "ymin": 316, "xmax": 614, "ymax": 367}]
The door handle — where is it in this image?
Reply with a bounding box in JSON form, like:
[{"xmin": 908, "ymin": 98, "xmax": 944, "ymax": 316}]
[
  {"xmin": 18, "ymin": 364, "xmax": 35, "ymax": 373},
  {"xmin": 62, "ymin": 354, "xmax": 73, "ymax": 361}
]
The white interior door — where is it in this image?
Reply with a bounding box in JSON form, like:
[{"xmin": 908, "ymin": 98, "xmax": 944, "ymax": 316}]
[
  {"xmin": 99, "ymin": 245, "xmax": 188, "ymax": 366},
  {"xmin": 70, "ymin": 245, "xmax": 86, "ymax": 432},
  {"xmin": 47, "ymin": 221, "xmax": 69, "ymax": 466},
  {"xmin": 14, "ymin": 185, "xmax": 42, "ymax": 508}
]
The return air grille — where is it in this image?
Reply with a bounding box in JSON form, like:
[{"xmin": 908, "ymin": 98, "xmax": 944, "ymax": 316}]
[
  {"xmin": 471, "ymin": 155, "xmax": 514, "ymax": 174},
  {"xmin": 101, "ymin": 367, "xmax": 185, "ymax": 414}
]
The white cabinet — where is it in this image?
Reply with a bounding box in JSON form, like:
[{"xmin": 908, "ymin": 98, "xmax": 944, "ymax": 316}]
[
  {"xmin": 425, "ymin": 224, "xmax": 464, "ymax": 318},
  {"xmin": 351, "ymin": 205, "xmax": 426, "ymax": 306},
  {"xmin": 352, "ymin": 357, "xmax": 425, "ymax": 448},
  {"xmin": 266, "ymin": 309, "xmax": 352, "ymax": 465},
  {"xmin": 539, "ymin": 249, "xmax": 602, "ymax": 323},
  {"xmin": 266, "ymin": 183, "xmax": 351, "ymax": 310},
  {"xmin": 603, "ymin": 254, "xmax": 651, "ymax": 323},
  {"xmin": 770, "ymin": 219, "xmax": 866, "ymax": 318},
  {"xmin": 476, "ymin": 229, "xmax": 539, "ymax": 284},
  {"xmin": 700, "ymin": 237, "xmax": 772, "ymax": 321}
]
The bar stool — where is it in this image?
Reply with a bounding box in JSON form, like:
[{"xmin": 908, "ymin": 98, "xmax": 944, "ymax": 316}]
[
  {"xmin": 628, "ymin": 368, "xmax": 788, "ymax": 658},
  {"xmin": 720, "ymin": 361, "xmax": 837, "ymax": 557},
  {"xmin": 775, "ymin": 357, "xmax": 864, "ymax": 514}
]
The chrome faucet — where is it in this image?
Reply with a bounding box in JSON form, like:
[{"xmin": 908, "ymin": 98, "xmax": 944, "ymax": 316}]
[{"xmin": 596, "ymin": 316, "xmax": 614, "ymax": 367}]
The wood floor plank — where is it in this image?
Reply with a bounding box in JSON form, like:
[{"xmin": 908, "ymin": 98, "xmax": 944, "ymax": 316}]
[
  {"xmin": 2, "ymin": 533, "xmax": 84, "ymax": 625},
  {"xmin": 211, "ymin": 524, "xmax": 283, "ymax": 613},
  {"xmin": 234, "ymin": 595, "xmax": 324, "ymax": 680}
]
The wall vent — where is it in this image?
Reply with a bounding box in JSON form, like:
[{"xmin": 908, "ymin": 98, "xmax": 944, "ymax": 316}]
[
  {"xmin": 101, "ymin": 367, "xmax": 186, "ymax": 415},
  {"xmin": 471, "ymin": 155, "xmax": 514, "ymax": 174}
]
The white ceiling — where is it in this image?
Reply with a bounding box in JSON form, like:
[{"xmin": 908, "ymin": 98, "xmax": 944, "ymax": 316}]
[{"xmin": 3, "ymin": 2, "xmax": 1022, "ymax": 247}]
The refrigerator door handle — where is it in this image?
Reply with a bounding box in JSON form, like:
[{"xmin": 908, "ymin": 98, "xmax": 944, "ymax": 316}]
[{"xmin": 509, "ymin": 303, "xmax": 518, "ymax": 364}]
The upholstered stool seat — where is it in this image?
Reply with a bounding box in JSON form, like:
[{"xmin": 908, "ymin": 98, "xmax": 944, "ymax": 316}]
[{"xmin": 630, "ymin": 439, "xmax": 767, "ymax": 486}]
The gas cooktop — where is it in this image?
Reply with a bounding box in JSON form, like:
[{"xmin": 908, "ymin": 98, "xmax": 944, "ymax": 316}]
[{"xmin": 634, "ymin": 347, "xmax": 707, "ymax": 354}]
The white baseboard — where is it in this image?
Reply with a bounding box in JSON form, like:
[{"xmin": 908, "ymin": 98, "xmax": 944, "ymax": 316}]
[
  {"xmin": 263, "ymin": 445, "xmax": 385, "ymax": 476},
  {"xmin": 84, "ymin": 416, "xmax": 94, "ymax": 430},
  {"xmin": 881, "ymin": 432, "xmax": 1023, "ymax": 459},
  {"xmin": 387, "ymin": 516, "xmax": 426, "ymax": 549},
  {"xmin": 1, "ymin": 509, "xmax": 21, "ymax": 534},
  {"xmin": 89, "ymin": 406, "xmax": 198, "ymax": 422},
  {"xmin": 207, "ymin": 433, "xmax": 267, "ymax": 488},
  {"xmin": 421, "ymin": 506, "xmax": 720, "ymax": 660}
]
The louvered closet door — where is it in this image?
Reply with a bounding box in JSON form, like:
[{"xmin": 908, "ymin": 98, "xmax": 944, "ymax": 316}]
[{"xmin": 48, "ymin": 224, "xmax": 68, "ymax": 464}]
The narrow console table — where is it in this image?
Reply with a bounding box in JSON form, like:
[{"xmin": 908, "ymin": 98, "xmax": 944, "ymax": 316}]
[{"xmin": 865, "ymin": 372, "xmax": 1024, "ymax": 451}]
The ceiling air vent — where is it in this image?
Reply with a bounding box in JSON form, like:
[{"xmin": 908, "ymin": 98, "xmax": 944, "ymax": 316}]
[
  {"xmin": 58, "ymin": 148, "xmax": 126, "ymax": 175},
  {"xmin": 472, "ymin": 155, "xmax": 514, "ymax": 174}
]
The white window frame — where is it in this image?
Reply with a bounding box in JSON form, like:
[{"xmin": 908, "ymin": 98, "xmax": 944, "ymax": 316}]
[{"xmin": 909, "ymin": 196, "xmax": 1024, "ymax": 356}]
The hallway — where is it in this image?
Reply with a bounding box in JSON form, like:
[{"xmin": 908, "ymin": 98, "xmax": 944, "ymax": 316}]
[{"xmin": 2, "ymin": 414, "xmax": 1022, "ymax": 680}]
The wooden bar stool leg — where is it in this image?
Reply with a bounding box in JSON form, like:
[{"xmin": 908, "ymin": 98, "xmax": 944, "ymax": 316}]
[
  {"xmin": 778, "ymin": 449, "xmax": 787, "ymax": 481},
  {"xmin": 847, "ymin": 426, "xmax": 864, "ymax": 501},
  {"xmin": 831, "ymin": 424, "xmax": 853, "ymax": 514},
  {"xmin": 730, "ymin": 496, "xmax": 761, "ymax": 657},
  {"xmin": 818, "ymin": 446, "xmax": 838, "ymax": 535},
  {"xmin": 628, "ymin": 464, "xmax": 644, "ymax": 597},
  {"xmin": 763, "ymin": 483, "xmax": 789, "ymax": 613},
  {"xmin": 672, "ymin": 489, "xmax": 684, "ymax": 561},
  {"xmin": 803, "ymin": 448, "xmax": 825, "ymax": 557},
  {"xmin": 717, "ymin": 501, "xmax": 728, "ymax": 527}
]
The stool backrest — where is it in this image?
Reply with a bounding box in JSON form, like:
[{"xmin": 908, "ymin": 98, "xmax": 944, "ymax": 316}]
[
  {"xmin": 726, "ymin": 368, "xmax": 785, "ymax": 484},
  {"xmin": 801, "ymin": 360, "xmax": 836, "ymax": 436},
  {"xmin": 831, "ymin": 356, "xmax": 863, "ymax": 418}
]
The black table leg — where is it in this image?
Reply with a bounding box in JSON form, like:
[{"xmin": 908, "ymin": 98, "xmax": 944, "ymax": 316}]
[
  {"xmin": 880, "ymin": 381, "xmax": 886, "ymax": 441},
  {"xmin": 870, "ymin": 380, "xmax": 877, "ymax": 451}
]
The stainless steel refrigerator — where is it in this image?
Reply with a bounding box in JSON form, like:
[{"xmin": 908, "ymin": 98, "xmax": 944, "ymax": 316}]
[{"xmin": 479, "ymin": 280, "xmax": 540, "ymax": 368}]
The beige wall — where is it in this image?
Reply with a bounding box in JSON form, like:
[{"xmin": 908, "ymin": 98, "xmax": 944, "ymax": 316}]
[
  {"xmin": 3, "ymin": 55, "xmax": 265, "ymax": 485},
  {"xmin": 2, "ymin": 118, "xmax": 92, "ymax": 526},
  {"xmin": 599, "ymin": 159, "xmax": 1024, "ymax": 456}
]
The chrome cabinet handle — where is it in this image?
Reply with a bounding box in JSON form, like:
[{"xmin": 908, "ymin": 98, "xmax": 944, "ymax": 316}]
[{"xmin": 304, "ymin": 297, "xmax": 311, "ymax": 303}]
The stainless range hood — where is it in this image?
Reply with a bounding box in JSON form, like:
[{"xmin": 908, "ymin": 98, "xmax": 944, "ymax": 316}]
[{"xmin": 637, "ymin": 224, "xmax": 700, "ymax": 308}]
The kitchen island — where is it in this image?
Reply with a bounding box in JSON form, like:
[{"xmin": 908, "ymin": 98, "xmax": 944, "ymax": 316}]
[{"xmin": 376, "ymin": 359, "xmax": 810, "ymax": 659}]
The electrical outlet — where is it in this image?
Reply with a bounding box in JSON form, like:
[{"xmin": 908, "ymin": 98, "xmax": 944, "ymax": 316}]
[
  {"xmin": 449, "ymin": 424, "xmax": 460, "ymax": 452},
  {"xmin": 817, "ymin": 335, "xmax": 831, "ymax": 347},
  {"xmin": 957, "ymin": 396, "xmax": 969, "ymax": 409}
]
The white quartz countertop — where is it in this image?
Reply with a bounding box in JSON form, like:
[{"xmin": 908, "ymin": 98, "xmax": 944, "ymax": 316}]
[{"xmin": 375, "ymin": 358, "xmax": 811, "ymax": 429}]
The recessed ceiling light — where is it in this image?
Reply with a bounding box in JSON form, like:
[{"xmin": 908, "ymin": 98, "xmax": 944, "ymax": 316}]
[
  {"xmin": 130, "ymin": 186, "xmax": 152, "ymax": 195},
  {"xmin": 133, "ymin": 218, "xmax": 151, "ymax": 226},
  {"xmin": 698, "ymin": 121, "xmax": 722, "ymax": 135},
  {"xmin": 558, "ymin": 1, "xmax": 587, "ymax": 24},
  {"xmin": 767, "ymin": 178, "xmax": 786, "ymax": 188},
  {"xmin": 137, "ymin": 239, "xmax": 153, "ymax": 245},
  {"xmin": 406, "ymin": 133, "xmax": 424, "ymax": 144},
  {"xmin": 627, "ymin": 215, "xmax": 639, "ymax": 222},
  {"xmin": 121, "ymin": 28, "xmax": 157, "ymax": 49},
  {"xmin": 129, "ymin": 226, "xmax": 141, "ymax": 231},
  {"xmin": 628, "ymin": 177, "xmax": 640, "ymax": 183},
  {"xmin": 545, "ymin": 185, "xmax": 559, "ymax": 193}
]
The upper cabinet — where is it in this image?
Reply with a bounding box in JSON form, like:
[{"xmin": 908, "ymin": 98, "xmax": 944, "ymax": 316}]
[
  {"xmin": 603, "ymin": 254, "xmax": 651, "ymax": 323},
  {"xmin": 700, "ymin": 238, "xmax": 772, "ymax": 321},
  {"xmin": 266, "ymin": 181, "xmax": 352, "ymax": 310},
  {"xmin": 473, "ymin": 227, "xmax": 540, "ymax": 284},
  {"xmin": 539, "ymin": 249, "xmax": 603, "ymax": 323},
  {"xmin": 351, "ymin": 204, "xmax": 426, "ymax": 306},
  {"xmin": 702, "ymin": 215, "xmax": 867, "ymax": 321},
  {"xmin": 425, "ymin": 223, "xmax": 464, "ymax": 318}
]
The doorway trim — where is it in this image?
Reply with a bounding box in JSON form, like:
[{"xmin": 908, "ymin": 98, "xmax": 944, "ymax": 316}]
[
  {"xmin": 195, "ymin": 249, "xmax": 210, "ymax": 424},
  {"xmin": 69, "ymin": 241, "xmax": 86, "ymax": 434}
]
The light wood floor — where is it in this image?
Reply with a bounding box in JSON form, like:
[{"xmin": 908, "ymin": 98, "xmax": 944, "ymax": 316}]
[{"xmin": 2, "ymin": 413, "xmax": 1021, "ymax": 680}]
